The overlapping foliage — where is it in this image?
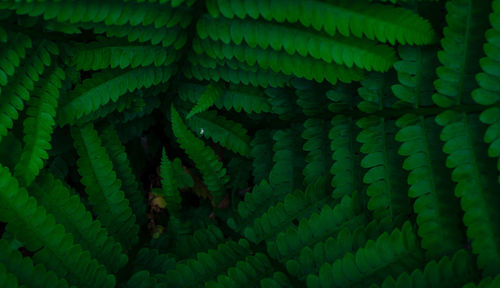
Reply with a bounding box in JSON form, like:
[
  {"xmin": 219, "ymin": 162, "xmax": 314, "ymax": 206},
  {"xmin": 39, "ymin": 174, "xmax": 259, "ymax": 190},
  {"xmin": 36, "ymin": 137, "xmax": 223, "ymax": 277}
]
[{"xmin": 0, "ymin": 0, "xmax": 499, "ymax": 287}]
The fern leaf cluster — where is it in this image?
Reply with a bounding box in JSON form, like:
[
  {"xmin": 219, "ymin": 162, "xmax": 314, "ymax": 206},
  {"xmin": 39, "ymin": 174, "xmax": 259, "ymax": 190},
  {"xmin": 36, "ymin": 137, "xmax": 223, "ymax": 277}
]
[{"xmin": 1, "ymin": 0, "xmax": 500, "ymax": 287}]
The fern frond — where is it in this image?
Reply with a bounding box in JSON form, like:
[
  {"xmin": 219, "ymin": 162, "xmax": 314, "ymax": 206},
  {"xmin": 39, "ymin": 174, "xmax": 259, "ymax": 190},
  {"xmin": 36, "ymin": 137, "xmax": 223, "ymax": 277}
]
[
  {"xmin": 266, "ymin": 196, "xmax": 359, "ymax": 262},
  {"xmin": 302, "ymin": 119, "xmax": 333, "ymax": 187},
  {"xmin": 242, "ymin": 184, "xmax": 337, "ymax": 244},
  {"xmin": 100, "ymin": 124, "xmax": 148, "ymax": 226},
  {"xmin": 206, "ymin": 253, "xmax": 276, "ymax": 288},
  {"xmin": 266, "ymin": 87, "xmax": 302, "ymax": 120},
  {"xmin": 69, "ymin": 39, "xmax": 177, "ymax": 71},
  {"xmin": 250, "ymin": 130, "xmax": 275, "ymax": 183},
  {"xmin": 357, "ymin": 71, "xmax": 397, "ymax": 113},
  {"xmin": 329, "ymin": 115, "xmax": 364, "ymax": 201},
  {"xmin": 395, "ymin": 114, "xmax": 464, "ymax": 259},
  {"xmin": 259, "ymin": 272, "xmax": 292, "ymax": 288},
  {"xmin": 170, "ymin": 105, "xmax": 230, "ymax": 205},
  {"xmin": 374, "ymin": 250, "xmax": 477, "ymax": 288},
  {"xmin": 227, "ymin": 180, "xmax": 275, "ymax": 232},
  {"xmin": 184, "ymin": 57, "xmax": 291, "ymax": 87},
  {"xmin": 0, "ymin": 0, "xmax": 191, "ymax": 29},
  {"xmin": 110, "ymin": 87, "xmax": 164, "ymax": 123},
  {"xmin": 217, "ymin": 85, "xmax": 270, "ymax": 113},
  {"xmin": 208, "ymin": 0, "xmax": 435, "ymax": 45},
  {"xmin": 306, "ymin": 222, "xmax": 423, "ymax": 288},
  {"xmin": 170, "ymin": 225, "xmax": 225, "ymax": 259},
  {"xmin": 74, "ymin": 90, "xmax": 140, "ymax": 125},
  {"xmin": 179, "ymin": 82, "xmax": 271, "ymax": 113},
  {"xmin": 30, "ymin": 173, "xmax": 128, "ymax": 273},
  {"xmin": 435, "ymin": 110, "xmax": 500, "ymax": 276},
  {"xmin": 124, "ymin": 271, "xmax": 158, "ymax": 288},
  {"xmin": 186, "ymin": 110, "xmax": 251, "ymax": 157},
  {"xmin": 159, "ymin": 148, "xmax": 183, "ymax": 218},
  {"xmin": 0, "ymin": 239, "xmax": 70, "ymax": 288},
  {"xmin": 81, "ymin": 22, "xmax": 187, "ymax": 48},
  {"xmin": 479, "ymin": 107, "xmax": 500, "ymax": 184},
  {"xmin": 472, "ymin": 2, "xmax": 500, "ymax": 185},
  {"xmin": 269, "ymin": 126, "xmax": 306, "ymax": 194},
  {"xmin": 186, "ymin": 82, "xmax": 223, "ymax": 119},
  {"xmin": 286, "ymin": 219, "xmax": 391, "ymax": 280},
  {"xmin": 58, "ymin": 66, "xmax": 174, "ymax": 126},
  {"xmin": 13, "ymin": 66, "xmax": 65, "ymax": 187},
  {"xmin": 132, "ymin": 248, "xmax": 176, "ymax": 275},
  {"xmin": 357, "ymin": 116, "xmax": 411, "ymax": 225},
  {"xmin": 197, "ymin": 15, "xmax": 397, "ymax": 72},
  {"xmin": 72, "ymin": 123, "xmax": 139, "ymax": 250},
  {"xmin": 161, "ymin": 239, "xmax": 251, "ymax": 287},
  {"xmin": 0, "ymin": 32, "xmax": 31, "ymax": 87},
  {"xmin": 294, "ymin": 79, "xmax": 331, "ymax": 117},
  {"xmin": 432, "ymin": 0, "xmax": 491, "ymax": 107},
  {"xmin": 192, "ymin": 37, "xmax": 365, "ymax": 84},
  {"xmin": 391, "ymin": 45, "xmax": 439, "ymax": 108},
  {"xmin": 327, "ymin": 84, "xmax": 359, "ymax": 113},
  {"xmin": 463, "ymin": 274, "xmax": 500, "ymax": 288},
  {"xmin": 0, "ymin": 263, "xmax": 19, "ymax": 288},
  {"xmin": 0, "ymin": 39, "xmax": 55, "ymax": 143},
  {"xmin": 0, "ymin": 165, "xmax": 115, "ymax": 288},
  {"xmin": 472, "ymin": 0, "xmax": 500, "ymax": 106}
]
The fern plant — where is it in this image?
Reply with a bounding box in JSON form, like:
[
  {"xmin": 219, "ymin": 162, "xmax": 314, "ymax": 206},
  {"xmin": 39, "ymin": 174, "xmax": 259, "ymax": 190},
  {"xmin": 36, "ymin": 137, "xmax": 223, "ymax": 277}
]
[{"xmin": 1, "ymin": 0, "xmax": 500, "ymax": 287}]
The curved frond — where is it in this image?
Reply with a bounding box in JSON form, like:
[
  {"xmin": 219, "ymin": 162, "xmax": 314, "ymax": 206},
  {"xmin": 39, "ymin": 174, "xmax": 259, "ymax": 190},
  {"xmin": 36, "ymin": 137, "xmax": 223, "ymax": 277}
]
[
  {"xmin": 0, "ymin": 165, "xmax": 115, "ymax": 288},
  {"xmin": 208, "ymin": 0, "xmax": 435, "ymax": 45},
  {"xmin": 356, "ymin": 116, "xmax": 410, "ymax": 225},
  {"xmin": 161, "ymin": 239, "xmax": 251, "ymax": 287},
  {"xmin": 0, "ymin": 239, "xmax": 70, "ymax": 288},
  {"xmin": 159, "ymin": 148, "xmax": 183, "ymax": 218},
  {"xmin": 70, "ymin": 39, "xmax": 177, "ymax": 71},
  {"xmin": 30, "ymin": 173, "xmax": 128, "ymax": 273},
  {"xmin": 72, "ymin": 123, "xmax": 139, "ymax": 250},
  {"xmin": 306, "ymin": 222, "xmax": 422, "ymax": 288},
  {"xmin": 58, "ymin": 66, "xmax": 174, "ymax": 126},
  {"xmin": 432, "ymin": 0, "xmax": 491, "ymax": 107},
  {"xmin": 186, "ymin": 110, "xmax": 251, "ymax": 157},
  {"xmin": 185, "ymin": 54, "xmax": 292, "ymax": 87},
  {"xmin": 0, "ymin": 39, "xmax": 55, "ymax": 143},
  {"xmin": 186, "ymin": 82, "xmax": 223, "ymax": 118},
  {"xmin": 100, "ymin": 124, "xmax": 148, "ymax": 225},
  {"xmin": 14, "ymin": 66, "xmax": 65, "ymax": 187},
  {"xmin": 374, "ymin": 250, "xmax": 477, "ymax": 288},
  {"xmin": 192, "ymin": 37, "xmax": 365, "ymax": 84},
  {"xmin": 170, "ymin": 105, "xmax": 230, "ymax": 205},
  {"xmin": 395, "ymin": 113, "xmax": 464, "ymax": 258},
  {"xmin": 435, "ymin": 110, "xmax": 500, "ymax": 276},
  {"xmin": 329, "ymin": 115, "xmax": 364, "ymax": 201},
  {"xmin": 197, "ymin": 15, "xmax": 397, "ymax": 72}
]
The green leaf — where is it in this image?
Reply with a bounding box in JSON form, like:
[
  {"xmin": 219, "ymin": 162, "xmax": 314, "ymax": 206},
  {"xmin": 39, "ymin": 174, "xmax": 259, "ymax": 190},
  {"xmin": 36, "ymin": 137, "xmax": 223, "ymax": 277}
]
[{"xmin": 186, "ymin": 82, "xmax": 223, "ymax": 119}]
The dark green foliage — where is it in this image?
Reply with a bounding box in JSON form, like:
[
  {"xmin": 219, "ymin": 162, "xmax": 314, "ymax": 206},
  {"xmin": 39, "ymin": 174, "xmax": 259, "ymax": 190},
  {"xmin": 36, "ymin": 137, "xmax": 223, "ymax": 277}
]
[
  {"xmin": 72, "ymin": 123, "xmax": 139, "ymax": 250},
  {"xmin": 0, "ymin": 239, "xmax": 70, "ymax": 288},
  {"xmin": 158, "ymin": 149, "xmax": 188, "ymax": 219},
  {"xmin": 170, "ymin": 105, "xmax": 230, "ymax": 205},
  {"xmin": 100, "ymin": 124, "xmax": 148, "ymax": 225},
  {"xmin": 30, "ymin": 173, "xmax": 128, "ymax": 273},
  {"xmin": 0, "ymin": 165, "xmax": 115, "ymax": 288},
  {"xmin": 14, "ymin": 66, "xmax": 65, "ymax": 186},
  {"xmin": 186, "ymin": 110, "xmax": 251, "ymax": 157},
  {"xmin": 1, "ymin": 0, "xmax": 500, "ymax": 287}
]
